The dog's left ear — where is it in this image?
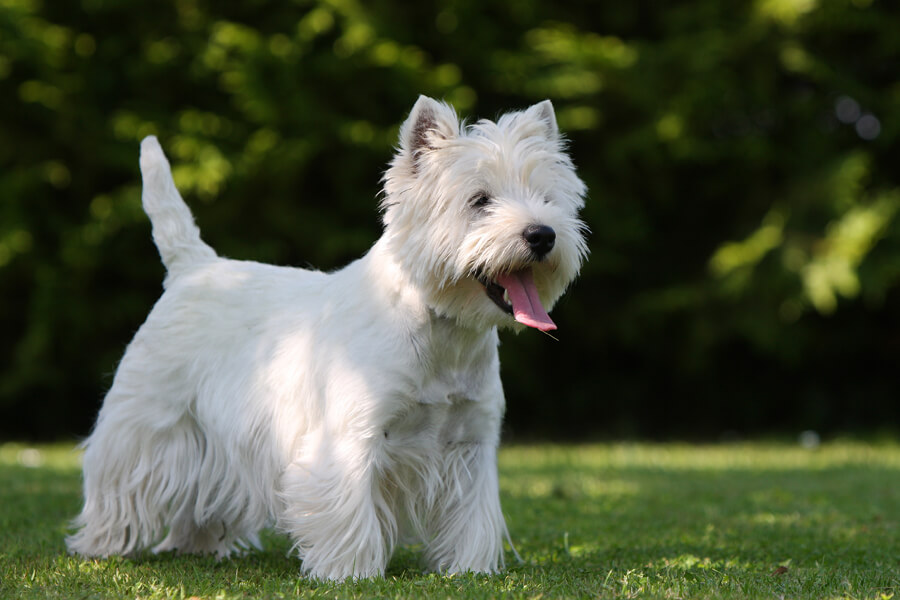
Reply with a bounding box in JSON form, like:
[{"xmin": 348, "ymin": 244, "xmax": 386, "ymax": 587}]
[
  {"xmin": 400, "ymin": 95, "xmax": 460, "ymax": 157},
  {"xmin": 527, "ymin": 99, "xmax": 559, "ymax": 140}
]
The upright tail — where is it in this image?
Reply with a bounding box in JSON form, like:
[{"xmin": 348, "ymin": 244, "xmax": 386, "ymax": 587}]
[{"xmin": 139, "ymin": 136, "xmax": 216, "ymax": 276}]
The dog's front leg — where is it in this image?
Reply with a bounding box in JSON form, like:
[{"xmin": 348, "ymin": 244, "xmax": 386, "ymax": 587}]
[
  {"xmin": 279, "ymin": 434, "xmax": 395, "ymax": 580},
  {"xmin": 424, "ymin": 440, "xmax": 507, "ymax": 574}
]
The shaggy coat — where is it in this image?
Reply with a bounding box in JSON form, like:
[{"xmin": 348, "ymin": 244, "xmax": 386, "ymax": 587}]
[{"xmin": 67, "ymin": 97, "xmax": 587, "ymax": 580}]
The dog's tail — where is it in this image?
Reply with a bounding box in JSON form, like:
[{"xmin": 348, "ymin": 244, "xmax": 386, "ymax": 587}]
[{"xmin": 139, "ymin": 136, "xmax": 216, "ymax": 275}]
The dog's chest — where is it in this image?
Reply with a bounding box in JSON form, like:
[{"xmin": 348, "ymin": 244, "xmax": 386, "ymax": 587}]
[
  {"xmin": 381, "ymin": 317, "xmax": 499, "ymax": 449},
  {"xmin": 384, "ymin": 371, "xmax": 485, "ymax": 449}
]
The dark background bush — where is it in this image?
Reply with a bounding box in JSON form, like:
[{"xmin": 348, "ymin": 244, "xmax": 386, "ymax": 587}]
[{"xmin": 2, "ymin": 0, "xmax": 898, "ymax": 441}]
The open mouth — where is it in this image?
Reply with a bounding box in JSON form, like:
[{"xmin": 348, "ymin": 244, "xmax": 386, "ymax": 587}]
[
  {"xmin": 484, "ymin": 279, "xmax": 514, "ymax": 315},
  {"xmin": 477, "ymin": 269, "xmax": 557, "ymax": 332}
]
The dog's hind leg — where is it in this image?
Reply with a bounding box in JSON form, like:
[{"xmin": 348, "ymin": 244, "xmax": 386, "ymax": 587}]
[
  {"xmin": 67, "ymin": 340, "xmax": 210, "ymax": 559},
  {"xmin": 152, "ymin": 436, "xmax": 267, "ymax": 559},
  {"xmin": 66, "ymin": 398, "xmax": 202, "ymax": 557},
  {"xmin": 152, "ymin": 505, "xmax": 262, "ymax": 559}
]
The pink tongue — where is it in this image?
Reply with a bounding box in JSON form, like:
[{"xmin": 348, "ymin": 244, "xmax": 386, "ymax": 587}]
[{"xmin": 496, "ymin": 270, "xmax": 557, "ymax": 332}]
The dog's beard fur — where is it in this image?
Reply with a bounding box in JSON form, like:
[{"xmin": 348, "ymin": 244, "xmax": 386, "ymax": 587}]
[{"xmin": 66, "ymin": 96, "xmax": 587, "ymax": 580}]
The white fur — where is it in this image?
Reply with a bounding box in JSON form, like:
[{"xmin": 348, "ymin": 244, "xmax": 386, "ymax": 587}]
[{"xmin": 67, "ymin": 96, "xmax": 587, "ymax": 580}]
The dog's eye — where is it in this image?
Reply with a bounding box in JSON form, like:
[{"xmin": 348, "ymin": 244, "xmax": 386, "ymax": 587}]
[{"xmin": 471, "ymin": 194, "xmax": 491, "ymax": 209}]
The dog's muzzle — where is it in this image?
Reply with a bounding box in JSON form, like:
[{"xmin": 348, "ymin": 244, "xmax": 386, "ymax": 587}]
[{"xmin": 474, "ymin": 224, "xmax": 558, "ymax": 332}]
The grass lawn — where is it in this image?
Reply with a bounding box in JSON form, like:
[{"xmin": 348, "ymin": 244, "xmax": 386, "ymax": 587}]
[{"xmin": 1, "ymin": 440, "xmax": 898, "ymax": 599}]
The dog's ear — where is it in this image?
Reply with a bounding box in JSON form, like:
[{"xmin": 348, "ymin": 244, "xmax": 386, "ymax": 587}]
[
  {"xmin": 527, "ymin": 99, "xmax": 559, "ymax": 140},
  {"xmin": 400, "ymin": 95, "xmax": 459, "ymax": 156}
]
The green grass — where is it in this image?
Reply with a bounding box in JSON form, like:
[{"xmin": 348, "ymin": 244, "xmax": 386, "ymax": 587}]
[{"xmin": 1, "ymin": 441, "xmax": 898, "ymax": 599}]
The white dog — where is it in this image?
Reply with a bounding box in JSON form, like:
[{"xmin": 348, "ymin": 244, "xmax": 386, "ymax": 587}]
[{"xmin": 67, "ymin": 96, "xmax": 587, "ymax": 580}]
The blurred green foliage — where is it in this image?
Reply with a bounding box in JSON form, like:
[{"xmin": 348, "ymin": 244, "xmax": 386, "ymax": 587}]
[{"xmin": 1, "ymin": 0, "xmax": 898, "ymax": 439}]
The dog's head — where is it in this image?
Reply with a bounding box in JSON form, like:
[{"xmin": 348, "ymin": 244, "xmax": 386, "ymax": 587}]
[{"xmin": 381, "ymin": 96, "xmax": 588, "ymax": 333}]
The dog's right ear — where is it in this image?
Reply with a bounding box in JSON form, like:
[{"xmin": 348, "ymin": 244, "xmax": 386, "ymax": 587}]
[{"xmin": 399, "ymin": 95, "xmax": 459, "ymax": 157}]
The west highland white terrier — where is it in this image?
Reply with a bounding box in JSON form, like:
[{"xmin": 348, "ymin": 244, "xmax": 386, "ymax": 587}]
[{"xmin": 67, "ymin": 96, "xmax": 588, "ymax": 580}]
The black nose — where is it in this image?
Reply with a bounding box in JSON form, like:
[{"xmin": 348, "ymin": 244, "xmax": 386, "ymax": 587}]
[{"xmin": 523, "ymin": 224, "xmax": 556, "ymax": 258}]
